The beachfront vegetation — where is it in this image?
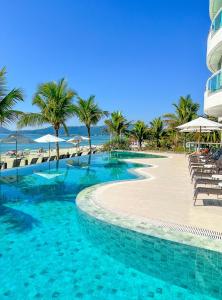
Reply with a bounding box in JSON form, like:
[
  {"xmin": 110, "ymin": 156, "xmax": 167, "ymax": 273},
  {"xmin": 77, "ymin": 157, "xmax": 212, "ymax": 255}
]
[
  {"xmin": 17, "ymin": 78, "xmax": 76, "ymax": 158},
  {"xmin": 103, "ymin": 136, "xmax": 131, "ymax": 151},
  {"xmin": 0, "ymin": 67, "xmax": 23, "ymax": 126},
  {"xmin": 105, "ymin": 111, "xmax": 130, "ymax": 137},
  {"xmin": 130, "ymin": 121, "xmax": 149, "ymax": 150},
  {"xmin": 2, "ymin": 65, "xmax": 217, "ymax": 153},
  {"xmin": 73, "ymin": 96, "xmax": 109, "ymax": 151}
]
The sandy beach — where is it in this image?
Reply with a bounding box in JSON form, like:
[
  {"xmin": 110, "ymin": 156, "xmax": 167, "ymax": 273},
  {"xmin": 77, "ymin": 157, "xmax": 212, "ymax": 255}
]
[{"xmin": 0, "ymin": 145, "xmax": 102, "ymax": 169}]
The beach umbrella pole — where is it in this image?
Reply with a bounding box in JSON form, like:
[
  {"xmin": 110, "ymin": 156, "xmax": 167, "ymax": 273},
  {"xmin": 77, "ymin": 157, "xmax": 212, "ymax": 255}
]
[
  {"xmin": 49, "ymin": 142, "xmax": 51, "ymax": 157},
  {"xmin": 198, "ymin": 126, "xmax": 201, "ymax": 151},
  {"xmin": 16, "ymin": 133, "xmax": 18, "ymax": 161}
]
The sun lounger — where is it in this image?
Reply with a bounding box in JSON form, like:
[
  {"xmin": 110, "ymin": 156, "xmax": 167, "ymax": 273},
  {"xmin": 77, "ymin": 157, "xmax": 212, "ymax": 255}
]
[
  {"xmin": 12, "ymin": 158, "xmax": 22, "ymax": 168},
  {"xmin": 193, "ymin": 186, "xmax": 222, "ymax": 205},
  {"xmin": 49, "ymin": 156, "xmax": 56, "ymax": 161},
  {"xmin": 70, "ymin": 153, "xmax": 76, "ymax": 158},
  {"xmin": 30, "ymin": 157, "xmax": 39, "ymax": 165},
  {"xmin": 41, "ymin": 157, "xmax": 49, "ymax": 163},
  {"xmin": 77, "ymin": 152, "xmax": 83, "ymax": 157},
  {"xmin": 194, "ymin": 178, "xmax": 221, "ymax": 189},
  {"xmin": 191, "ymin": 170, "xmax": 217, "ymax": 182},
  {"xmin": 59, "ymin": 154, "xmax": 65, "ymax": 159}
]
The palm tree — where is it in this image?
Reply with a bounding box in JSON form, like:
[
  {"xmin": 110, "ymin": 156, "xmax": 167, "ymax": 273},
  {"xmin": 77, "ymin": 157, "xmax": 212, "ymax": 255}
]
[
  {"xmin": 73, "ymin": 96, "xmax": 108, "ymax": 152},
  {"xmin": 163, "ymin": 95, "xmax": 199, "ymax": 128},
  {"xmin": 18, "ymin": 78, "xmax": 76, "ymax": 158},
  {"xmin": 105, "ymin": 111, "xmax": 130, "ymax": 138},
  {"xmin": 131, "ymin": 121, "xmax": 148, "ymax": 150},
  {"xmin": 0, "ymin": 67, "xmax": 23, "ymax": 126},
  {"xmin": 150, "ymin": 117, "xmax": 164, "ymax": 148},
  {"xmin": 163, "ymin": 95, "xmax": 200, "ymax": 148}
]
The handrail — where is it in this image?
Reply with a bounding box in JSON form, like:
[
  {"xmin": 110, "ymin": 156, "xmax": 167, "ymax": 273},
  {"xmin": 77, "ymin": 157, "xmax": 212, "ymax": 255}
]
[{"xmin": 209, "ymin": 7, "xmax": 222, "ymax": 38}]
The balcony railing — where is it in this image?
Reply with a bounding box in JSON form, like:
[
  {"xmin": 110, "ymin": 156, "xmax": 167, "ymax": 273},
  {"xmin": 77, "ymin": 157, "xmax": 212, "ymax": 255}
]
[
  {"xmin": 210, "ymin": 8, "xmax": 222, "ymax": 36},
  {"xmin": 207, "ymin": 70, "xmax": 222, "ymax": 93}
]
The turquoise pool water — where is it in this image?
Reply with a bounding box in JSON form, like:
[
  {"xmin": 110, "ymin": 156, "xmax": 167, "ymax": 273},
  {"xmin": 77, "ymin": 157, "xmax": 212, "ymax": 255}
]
[
  {"xmin": 111, "ymin": 151, "xmax": 165, "ymax": 159},
  {"xmin": 0, "ymin": 152, "xmax": 221, "ymax": 299}
]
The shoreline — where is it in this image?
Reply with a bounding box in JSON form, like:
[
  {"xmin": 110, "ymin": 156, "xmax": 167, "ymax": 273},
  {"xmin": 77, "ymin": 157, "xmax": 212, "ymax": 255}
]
[{"xmin": 0, "ymin": 145, "xmax": 102, "ymax": 169}]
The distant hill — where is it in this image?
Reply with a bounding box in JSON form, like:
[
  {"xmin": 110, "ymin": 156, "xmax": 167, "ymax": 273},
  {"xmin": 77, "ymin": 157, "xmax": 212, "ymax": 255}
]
[
  {"xmin": 20, "ymin": 125, "xmax": 108, "ymax": 136},
  {"xmin": 0, "ymin": 126, "xmax": 11, "ymax": 134}
]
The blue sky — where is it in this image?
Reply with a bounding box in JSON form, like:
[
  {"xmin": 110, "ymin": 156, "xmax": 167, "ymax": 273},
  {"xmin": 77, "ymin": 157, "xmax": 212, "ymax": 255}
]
[{"xmin": 1, "ymin": 0, "xmax": 210, "ymax": 128}]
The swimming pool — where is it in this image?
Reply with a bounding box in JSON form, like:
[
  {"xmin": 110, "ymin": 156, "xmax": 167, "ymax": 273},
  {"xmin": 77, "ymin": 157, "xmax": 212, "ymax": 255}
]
[{"xmin": 0, "ymin": 152, "xmax": 221, "ymax": 299}]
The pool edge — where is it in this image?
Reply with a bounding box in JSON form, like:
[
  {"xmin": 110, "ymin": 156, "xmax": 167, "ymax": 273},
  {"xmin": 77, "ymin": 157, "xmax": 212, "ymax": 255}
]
[{"xmin": 76, "ymin": 153, "xmax": 222, "ymax": 254}]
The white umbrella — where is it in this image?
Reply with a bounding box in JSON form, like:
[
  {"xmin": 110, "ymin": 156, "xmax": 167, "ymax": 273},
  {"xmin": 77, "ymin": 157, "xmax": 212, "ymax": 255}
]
[
  {"xmin": 177, "ymin": 117, "xmax": 222, "ymax": 149},
  {"xmin": 67, "ymin": 136, "xmax": 89, "ymax": 148},
  {"xmin": 34, "ymin": 134, "xmax": 65, "ymax": 157}
]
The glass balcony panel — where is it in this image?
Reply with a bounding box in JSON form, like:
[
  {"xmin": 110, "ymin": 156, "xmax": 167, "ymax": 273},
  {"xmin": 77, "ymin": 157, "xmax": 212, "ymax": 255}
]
[
  {"xmin": 208, "ymin": 71, "xmax": 222, "ymax": 93},
  {"xmin": 211, "ymin": 10, "xmax": 222, "ymax": 33}
]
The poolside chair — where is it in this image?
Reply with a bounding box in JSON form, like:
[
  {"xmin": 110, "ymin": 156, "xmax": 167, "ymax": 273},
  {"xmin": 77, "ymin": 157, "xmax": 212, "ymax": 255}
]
[
  {"xmin": 193, "ymin": 186, "xmax": 222, "ymax": 205},
  {"xmin": 77, "ymin": 152, "xmax": 83, "ymax": 157},
  {"xmin": 191, "ymin": 159, "xmax": 222, "ymax": 182},
  {"xmin": 194, "ymin": 177, "xmax": 221, "ymax": 189},
  {"xmin": 41, "ymin": 157, "xmax": 49, "ymax": 163},
  {"xmin": 92, "ymin": 150, "xmax": 97, "ymax": 154},
  {"xmin": 30, "ymin": 157, "xmax": 39, "ymax": 165},
  {"xmin": 87, "ymin": 150, "xmax": 91, "ymax": 155},
  {"xmin": 190, "ymin": 164, "xmax": 217, "ymax": 176},
  {"xmin": 59, "ymin": 154, "xmax": 65, "ymax": 159},
  {"xmin": 12, "ymin": 158, "xmax": 22, "ymax": 168},
  {"xmin": 49, "ymin": 156, "xmax": 56, "ymax": 161},
  {"xmin": 70, "ymin": 153, "xmax": 76, "ymax": 158}
]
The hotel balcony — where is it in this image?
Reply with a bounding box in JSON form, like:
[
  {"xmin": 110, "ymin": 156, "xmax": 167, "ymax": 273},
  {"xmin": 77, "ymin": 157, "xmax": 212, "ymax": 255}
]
[
  {"xmin": 207, "ymin": 8, "xmax": 222, "ymax": 72},
  {"xmin": 204, "ymin": 70, "xmax": 222, "ymax": 117},
  {"xmin": 210, "ymin": 0, "xmax": 222, "ymax": 20}
]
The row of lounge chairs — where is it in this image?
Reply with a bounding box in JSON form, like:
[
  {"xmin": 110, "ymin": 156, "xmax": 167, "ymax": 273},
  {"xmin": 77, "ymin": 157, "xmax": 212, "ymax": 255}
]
[
  {"xmin": 188, "ymin": 149, "xmax": 222, "ymax": 205},
  {"xmin": 0, "ymin": 149, "xmax": 98, "ymax": 170}
]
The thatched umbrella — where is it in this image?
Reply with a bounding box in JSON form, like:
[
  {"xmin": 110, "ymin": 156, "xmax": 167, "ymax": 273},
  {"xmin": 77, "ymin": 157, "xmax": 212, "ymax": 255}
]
[{"xmin": 1, "ymin": 132, "xmax": 36, "ymax": 159}]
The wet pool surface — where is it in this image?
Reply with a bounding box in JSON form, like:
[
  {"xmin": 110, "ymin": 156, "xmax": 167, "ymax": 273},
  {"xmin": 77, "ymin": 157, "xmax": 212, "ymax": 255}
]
[{"xmin": 0, "ymin": 152, "xmax": 221, "ymax": 299}]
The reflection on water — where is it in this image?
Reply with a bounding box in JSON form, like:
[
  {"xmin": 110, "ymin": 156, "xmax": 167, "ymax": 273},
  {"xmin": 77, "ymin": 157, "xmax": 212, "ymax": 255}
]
[
  {"xmin": 78, "ymin": 210, "xmax": 222, "ymax": 299},
  {"xmin": 0, "ymin": 152, "xmax": 221, "ymax": 299}
]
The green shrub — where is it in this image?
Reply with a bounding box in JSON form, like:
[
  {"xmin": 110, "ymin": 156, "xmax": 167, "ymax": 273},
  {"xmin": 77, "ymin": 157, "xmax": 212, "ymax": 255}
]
[{"xmin": 103, "ymin": 137, "xmax": 131, "ymax": 151}]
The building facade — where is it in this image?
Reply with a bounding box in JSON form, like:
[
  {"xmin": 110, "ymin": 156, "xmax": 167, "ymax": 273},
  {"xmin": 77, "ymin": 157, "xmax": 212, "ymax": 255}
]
[{"xmin": 204, "ymin": 0, "xmax": 222, "ymax": 118}]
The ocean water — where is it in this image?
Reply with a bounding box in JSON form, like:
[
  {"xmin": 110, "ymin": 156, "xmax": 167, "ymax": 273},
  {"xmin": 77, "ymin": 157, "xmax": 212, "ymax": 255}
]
[
  {"xmin": 0, "ymin": 133, "xmax": 109, "ymax": 154},
  {"xmin": 0, "ymin": 152, "xmax": 222, "ymax": 299}
]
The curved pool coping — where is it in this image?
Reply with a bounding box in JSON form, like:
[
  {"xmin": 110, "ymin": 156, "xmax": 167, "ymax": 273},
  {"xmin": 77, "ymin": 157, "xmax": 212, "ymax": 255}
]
[{"xmin": 76, "ymin": 152, "xmax": 222, "ymax": 253}]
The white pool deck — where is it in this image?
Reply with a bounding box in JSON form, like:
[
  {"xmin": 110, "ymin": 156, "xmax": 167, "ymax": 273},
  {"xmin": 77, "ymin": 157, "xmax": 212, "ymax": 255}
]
[{"xmin": 77, "ymin": 153, "xmax": 222, "ymax": 252}]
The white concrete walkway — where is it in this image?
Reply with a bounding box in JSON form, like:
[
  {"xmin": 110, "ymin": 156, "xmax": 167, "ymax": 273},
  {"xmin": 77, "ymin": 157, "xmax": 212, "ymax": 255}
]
[{"xmin": 94, "ymin": 153, "xmax": 222, "ymax": 233}]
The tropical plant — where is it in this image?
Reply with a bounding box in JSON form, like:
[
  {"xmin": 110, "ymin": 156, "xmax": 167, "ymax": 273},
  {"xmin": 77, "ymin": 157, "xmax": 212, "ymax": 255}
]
[
  {"xmin": 103, "ymin": 136, "xmax": 131, "ymax": 151},
  {"xmin": 150, "ymin": 117, "xmax": 165, "ymax": 148},
  {"xmin": 130, "ymin": 120, "xmax": 148, "ymax": 150},
  {"xmin": 105, "ymin": 111, "xmax": 130, "ymax": 138},
  {"xmin": 0, "ymin": 67, "xmax": 23, "ymax": 126},
  {"xmin": 17, "ymin": 78, "xmax": 76, "ymax": 158},
  {"xmin": 163, "ymin": 95, "xmax": 200, "ymax": 128},
  {"xmin": 163, "ymin": 95, "xmax": 199, "ymax": 148},
  {"xmin": 73, "ymin": 95, "xmax": 108, "ymax": 151}
]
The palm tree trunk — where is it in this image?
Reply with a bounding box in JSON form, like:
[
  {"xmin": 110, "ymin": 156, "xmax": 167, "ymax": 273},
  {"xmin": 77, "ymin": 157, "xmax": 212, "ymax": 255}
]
[
  {"xmin": 55, "ymin": 128, "xmax": 59, "ymax": 160},
  {"xmin": 139, "ymin": 139, "xmax": 142, "ymax": 150},
  {"xmin": 87, "ymin": 126, "xmax": 91, "ymax": 152}
]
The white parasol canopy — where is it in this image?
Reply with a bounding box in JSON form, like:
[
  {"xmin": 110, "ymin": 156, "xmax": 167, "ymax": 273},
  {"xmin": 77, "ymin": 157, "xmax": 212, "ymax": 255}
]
[
  {"xmin": 177, "ymin": 117, "xmax": 222, "ymax": 131},
  {"xmin": 67, "ymin": 136, "xmax": 89, "ymax": 143},
  {"xmin": 35, "ymin": 134, "xmax": 65, "ymax": 143},
  {"xmin": 67, "ymin": 136, "xmax": 89, "ymax": 149},
  {"xmin": 34, "ymin": 134, "xmax": 65, "ymax": 157},
  {"xmin": 177, "ymin": 117, "xmax": 222, "ymax": 150}
]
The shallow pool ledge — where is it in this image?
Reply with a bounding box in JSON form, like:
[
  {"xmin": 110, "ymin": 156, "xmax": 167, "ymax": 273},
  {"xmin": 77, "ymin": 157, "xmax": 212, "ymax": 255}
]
[
  {"xmin": 76, "ymin": 184, "xmax": 222, "ymax": 253},
  {"xmin": 76, "ymin": 154, "xmax": 222, "ymax": 253}
]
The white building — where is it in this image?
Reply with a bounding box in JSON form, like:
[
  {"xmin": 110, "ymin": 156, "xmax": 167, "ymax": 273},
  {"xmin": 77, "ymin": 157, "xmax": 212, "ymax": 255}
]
[{"xmin": 204, "ymin": 0, "xmax": 222, "ymax": 118}]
